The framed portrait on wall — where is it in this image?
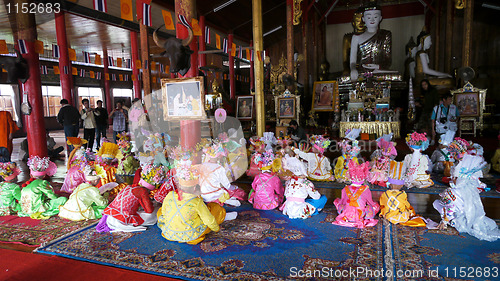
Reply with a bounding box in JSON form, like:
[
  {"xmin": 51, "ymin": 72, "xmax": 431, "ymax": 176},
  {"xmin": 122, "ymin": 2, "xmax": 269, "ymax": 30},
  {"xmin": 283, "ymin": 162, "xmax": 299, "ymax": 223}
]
[
  {"xmin": 454, "ymin": 92, "xmax": 480, "ymax": 117},
  {"xmin": 236, "ymin": 95, "xmax": 254, "ymax": 120},
  {"xmin": 312, "ymin": 80, "xmax": 337, "ymax": 111},
  {"xmin": 162, "ymin": 76, "xmax": 205, "ymax": 120},
  {"xmin": 277, "ymin": 97, "xmax": 296, "ymax": 119}
]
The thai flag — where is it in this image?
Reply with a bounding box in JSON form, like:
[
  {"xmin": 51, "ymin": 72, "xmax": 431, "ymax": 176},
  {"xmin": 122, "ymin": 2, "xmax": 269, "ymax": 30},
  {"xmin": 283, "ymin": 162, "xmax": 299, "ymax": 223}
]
[
  {"xmin": 63, "ymin": 66, "xmax": 69, "ymax": 74},
  {"xmin": 124, "ymin": 75, "xmax": 129, "ymax": 81},
  {"xmin": 17, "ymin": 40, "xmax": 27, "ymax": 54},
  {"xmin": 112, "ymin": 74, "xmax": 116, "ymax": 81},
  {"xmin": 40, "ymin": 65, "xmax": 48, "ymax": 75},
  {"xmin": 93, "ymin": 0, "xmax": 107, "ymax": 13},
  {"xmin": 159, "ymin": 64, "xmax": 164, "ymax": 73},
  {"xmin": 96, "ymin": 72, "xmax": 102, "ymax": 80},
  {"xmin": 126, "ymin": 59, "xmax": 131, "ymax": 69},
  {"xmin": 79, "ymin": 69, "xmax": 85, "ymax": 77},
  {"xmin": 178, "ymin": 14, "xmax": 191, "ymax": 29},
  {"xmin": 83, "ymin": 51, "xmax": 91, "ymax": 63},
  {"xmin": 142, "ymin": 3, "xmax": 151, "ymax": 27},
  {"xmin": 52, "ymin": 44, "xmax": 60, "ymax": 58},
  {"xmin": 108, "ymin": 56, "xmax": 114, "ymax": 67},
  {"xmin": 205, "ymin": 26, "xmax": 210, "ymax": 44},
  {"xmin": 223, "ymin": 38, "xmax": 228, "ymax": 54}
]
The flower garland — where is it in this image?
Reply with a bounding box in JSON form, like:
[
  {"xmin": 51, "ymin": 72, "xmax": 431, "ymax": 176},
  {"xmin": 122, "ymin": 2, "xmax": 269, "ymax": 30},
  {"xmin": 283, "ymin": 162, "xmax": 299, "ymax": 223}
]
[
  {"xmin": 448, "ymin": 137, "xmax": 470, "ymax": 161},
  {"xmin": 141, "ymin": 163, "xmax": 166, "ymax": 185},
  {"xmin": 27, "ymin": 156, "xmax": 50, "ymax": 172},
  {"xmin": 405, "ymin": 132, "xmax": 429, "ymax": 150},
  {"xmin": 0, "ymin": 162, "xmax": 16, "ymax": 178}
]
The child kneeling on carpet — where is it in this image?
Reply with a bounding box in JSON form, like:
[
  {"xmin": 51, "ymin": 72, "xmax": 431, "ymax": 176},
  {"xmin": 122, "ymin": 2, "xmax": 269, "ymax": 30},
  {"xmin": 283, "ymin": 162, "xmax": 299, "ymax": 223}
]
[
  {"xmin": 404, "ymin": 132, "xmax": 434, "ymax": 188},
  {"xmin": 157, "ymin": 162, "xmax": 237, "ymax": 245},
  {"xmin": 333, "ymin": 160, "xmax": 380, "ymax": 228},
  {"xmin": 379, "ymin": 160, "xmax": 427, "ymax": 227},
  {"xmin": 248, "ymin": 150, "xmax": 284, "ymax": 210},
  {"xmin": 293, "ymin": 135, "xmax": 333, "ymax": 181},
  {"xmin": 280, "ymin": 154, "xmax": 326, "ymax": 219},
  {"xmin": 0, "ymin": 162, "xmax": 21, "ymax": 216},
  {"xmin": 333, "ymin": 129, "xmax": 361, "ymax": 183},
  {"xmin": 433, "ymin": 154, "xmax": 500, "ymax": 241},
  {"xmin": 98, "ymin": 163, "xmax": 165, "ymax": 232},
  {"xmin": 59, "ymin": 166, "xmax": 108, "ymax": 221},
  {"xmin": 18, "ymin": 156, "xmax": 67, "ymax": 219}
]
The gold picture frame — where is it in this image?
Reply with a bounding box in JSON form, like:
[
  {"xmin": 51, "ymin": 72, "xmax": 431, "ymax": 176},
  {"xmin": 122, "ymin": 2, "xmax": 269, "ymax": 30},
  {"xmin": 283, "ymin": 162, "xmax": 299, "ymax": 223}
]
[
  {"xmin": 453, "ymin": 92, "xmax": 480, "ymax": 117},
  {"xmin": 162, "ymin": 76, "xmax": 205, "ymax": 120},
  {"xmin": 312, "ymin": 80, "xmax": 337, "ymax": 111},
  {"xmin": 236, "ymin": 95, "xmax": 254, "ymax": 120},
  {"xmin": 277, "ymin": 97, "xmax": 296, "ymax": 119}
]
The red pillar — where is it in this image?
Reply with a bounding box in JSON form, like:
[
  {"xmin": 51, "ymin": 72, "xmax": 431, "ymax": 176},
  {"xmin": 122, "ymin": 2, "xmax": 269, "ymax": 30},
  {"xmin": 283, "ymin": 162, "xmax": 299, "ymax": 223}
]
[
  {"xmin": 250, "ymin": 41, "xmax": 254, "ymax": 91},
  {"xmin": 16, "ymin": 1, "xmax": 47, "ymax": 157},
  {"xmin": 228, "ymin": 33, "xmax": 235, "ymax": 100},
  {"xmin": 175, "ymin": 0, "xmax": 201, "ymax": 153},
  {"xmin": 55, "ymin": 11, "xmax": 74, "ymax": 105},
  {"xmin": 198, "ymin": 15, "xmax": 206, "ymax": 69},
  {"xmin": 103, "ymin": 50, "xmax": 112, "ymax": 114},
  {"xmin": 130, "ymin": 31, "xmax": 141, "ymax": 99}
]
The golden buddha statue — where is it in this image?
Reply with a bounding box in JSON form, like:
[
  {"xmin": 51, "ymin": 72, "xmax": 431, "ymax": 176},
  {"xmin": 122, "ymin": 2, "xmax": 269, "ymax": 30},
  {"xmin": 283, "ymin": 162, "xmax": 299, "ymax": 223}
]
[
  {"xmin": 350, "ymin": 1, "xmax": 393, "ymax": 81},
  {"xmin": 415, "ymin": 29, "xmax": 453, "ymax": 89},
  {"xmin": 342, "ymin": 7, "xmax": 366, "ymax": 76},
  {"xmin": 211, "ymin": 79, "xmax": 223, "ymax": 108}
]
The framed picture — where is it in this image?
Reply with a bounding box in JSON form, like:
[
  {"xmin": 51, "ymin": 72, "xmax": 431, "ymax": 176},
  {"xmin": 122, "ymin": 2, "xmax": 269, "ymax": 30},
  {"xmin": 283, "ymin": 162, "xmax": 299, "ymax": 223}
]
[
  {"xmin": 236, "ymin": 96, "xmax": 254, "ymax": 120},
  {"xmin": 162, "ymin": 76, "xmax": 205, "ymax": 120},
  {"xmin": 277, "ymin": 97, "xmax": 296, "ymax": 119},
  {"xmin": 454, "ymin": 92, "xmax": 480, "ymax": 117},
  {"xmin": 312, "ymin": 80, "xmax": 337, "ymax": 111}
]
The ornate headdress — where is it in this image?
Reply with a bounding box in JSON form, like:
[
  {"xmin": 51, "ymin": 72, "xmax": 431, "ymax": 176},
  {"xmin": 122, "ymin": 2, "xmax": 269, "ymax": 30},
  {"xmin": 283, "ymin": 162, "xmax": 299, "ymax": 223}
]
[
  {"xmin": 439, "ymin": 130, "xmax": 456, "ymax": 146},
  {"xmin": 27, "ymin": 156, "xmax": 57, "ymax": 177},
  {"xmin": 202, "ymin": 140, "xmax": 225, "ymax": 161},
  {"xmin": 309, "ymin": 135, "xmax": 331, "ymax": 154},
  {"xmin": 262, "ymin": 132, "xmax": 277, "ymax": 150},
  {"xmin": 283, "ymin": 155, "xmax": 307, "ymax": 177},
  {"xmin": 253, "ymin": 149, "xmax": 276, "ymax": 171},
  {"xmin": 83, "ymin": 165, "xmax": 100, "ymax": 182},
  {"xmin": 97, "ymin": 142, "xmax": 120, "ymax": 160},
  {"xmin": 66, "ymin": 137, "xmax": 87, "ymax": 148},
  {"xmin": 448, "ymin": 137, "xmax": 470, "ymax": 161},
  {"xmin": 348, "ymin": 160, "xmax": 370, "ymax": 183},
  {"xmin": 249, "ymin": 136, "xmax": 265, "ymax": 151},
  {"xmin": 387, "ymin": 160, "xmax": 406, "ymax": 186},
  {"xmin": 276, "ymin": 136, "xmax": 292, "ymax": 148},
  {"xmin": 340, "ymin": 129, "xmax": 361, "ymax": 157},
  {"xmin": 467, "ymin": 143, "xmax": 484, "ymax": 157},
  {"xmin": 405, "ymin": 132, "xmax": 429, "ymax": 151},
  {"xmin": 140, "ymin": 163, "xmax": 166, "ymax": 190},
  {"xmin": 378, "ymin": 138, "xmax": 397, "ymax": 157},
  {"xmin": 117, "ymin": 132, "xmax": 133, "ymax": 154},
  {"xmin": 363, "ymin": 0, "xmax": 381, "ymax": 12},
  {"xmin": 168, "ymin": 144, "xmax": 202, "ymax": 188},
  {"xmin": 0, "ymin": 162, "xmax": 20, "ymax": 181}
]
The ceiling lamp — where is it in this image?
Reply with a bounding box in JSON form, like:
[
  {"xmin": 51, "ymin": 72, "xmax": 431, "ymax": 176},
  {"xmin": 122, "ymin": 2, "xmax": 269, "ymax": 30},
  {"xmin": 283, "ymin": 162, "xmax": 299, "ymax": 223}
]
[
  {"xmin": 214, "ymin": 0, "xmax": 237, "ymax": 13},
  {"xmin": 263, "ymin": 26, "xmax": 283, "ymax": 37}
]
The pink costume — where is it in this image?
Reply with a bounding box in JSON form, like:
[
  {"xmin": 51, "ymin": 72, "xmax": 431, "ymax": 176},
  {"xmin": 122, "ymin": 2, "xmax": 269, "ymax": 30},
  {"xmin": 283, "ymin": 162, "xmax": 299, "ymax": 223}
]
[
  {"xmin": 249, "ymin": 172, "xmax": 283, "ymax": 210},
  {"xmin": 367, "ymin": 139, "xmax": 397, "ymax": 187},
  {"xmin": 333, "ymin": 160, "xmax": 380, "ymax": 228},
  {"xmin": 61, "ymin": 148, "xmax": 87, "ymax": 193}
]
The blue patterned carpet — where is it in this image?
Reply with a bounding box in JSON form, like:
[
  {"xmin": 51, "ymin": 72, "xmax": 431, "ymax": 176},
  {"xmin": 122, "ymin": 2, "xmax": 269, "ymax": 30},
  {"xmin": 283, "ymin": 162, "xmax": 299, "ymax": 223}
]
[{"xmin": 36, "ymin": 205, "xmax": 386, "ymax": 280}]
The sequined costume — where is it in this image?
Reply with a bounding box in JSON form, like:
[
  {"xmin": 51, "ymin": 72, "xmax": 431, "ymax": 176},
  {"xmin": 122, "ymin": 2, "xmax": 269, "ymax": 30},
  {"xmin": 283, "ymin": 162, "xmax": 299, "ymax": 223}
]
[
  {"xmin": 0, "ymin": 182, "xmax": 21, "ymax": 216},
  {"xmin": 102, "ymin": 184, "xmax": 154, "ymax": 226},
  {"xmin": 334, "ymin": 155, "xmax": 359, "ymax": 183},
  {"xmin": 356, "ymin": 29, "xmax": 392, "ymax": 72},
  {"xmin": 249, "ymin": 172, "xmax": 284, "ymax": 210},
  {"xmin": 293, "ymin": 148, "xmax": 333, "ymax": 181},
  {"xmin": 333, "ymin": 184, "xmax": 380, "ymax": 228},
  {"xmin": 379, "ymin": 190, "xmax": 426, "ymax": 227},
  {"xmin": 18, "ymin": 179, "xmax": 68, "ymax": 219}
]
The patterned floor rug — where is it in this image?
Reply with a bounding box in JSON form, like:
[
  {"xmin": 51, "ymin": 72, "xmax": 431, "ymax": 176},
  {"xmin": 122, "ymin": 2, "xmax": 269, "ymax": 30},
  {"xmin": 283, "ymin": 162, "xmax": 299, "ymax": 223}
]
[
  {"xmin": 36, "ymin": 205, "xmax": 386, "ymax": 280},
  {"xmin": 0, "ymin": 215, "xmax": 97, "ymax": 246},
  {"xmin": 390, "ymin": 223, "xmax": 500, "ymax": 281}
]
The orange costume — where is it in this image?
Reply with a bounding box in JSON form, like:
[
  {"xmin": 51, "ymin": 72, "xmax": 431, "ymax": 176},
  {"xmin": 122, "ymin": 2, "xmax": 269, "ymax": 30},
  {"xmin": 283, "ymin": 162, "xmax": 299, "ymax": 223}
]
[{"xmin": 0, "ymin": 111, "xmax": 19, "ymax": 153}]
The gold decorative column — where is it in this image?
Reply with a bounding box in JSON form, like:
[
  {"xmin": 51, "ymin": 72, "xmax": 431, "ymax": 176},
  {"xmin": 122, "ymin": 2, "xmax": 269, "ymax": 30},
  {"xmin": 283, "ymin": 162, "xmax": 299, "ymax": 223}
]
[
  {"xmin": 445, "ymin": 0, "xmax": 454, "ymax": 73},
  {"xmin": 253, "ymin": 0, "xmax": 265, "ymax": 137},
  {"xmin": 287, "ymin": 0, "xmax": 294, "ymax": 76},
  {"xmin": 462, "ymin": 0, "xmax": 474, "ymax": 68}
]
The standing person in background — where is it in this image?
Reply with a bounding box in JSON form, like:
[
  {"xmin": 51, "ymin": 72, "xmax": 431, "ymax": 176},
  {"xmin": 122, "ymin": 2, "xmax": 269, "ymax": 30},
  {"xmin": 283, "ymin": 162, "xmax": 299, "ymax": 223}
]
[
  {"xmin": 0, "ymin": 111, "xmax": 19, "ymax": 155},
  {"xmin": 81, "ymin": 99, "xmax": 97, "ymax": 151},
  {"xmin": 109, "ymin": 100, "xmax": 128, "ymax": 143},
  {"xmin": 57, "ymin": 99, "xmax": 80, "ymax": 152},
  {"xmin": 431, "ymin": 93, "xmax": 459, "ymax": 146},
  {"xmin": 416, "ymin": 79, "xmax": 440, "ymax": 136},
  {"xmin": 94, "ymin": 100, "xmax": 108, "ymax": 150},
  {"xmin": 287, "ymin": 120, "xmax": 307, "ymax": 147}
]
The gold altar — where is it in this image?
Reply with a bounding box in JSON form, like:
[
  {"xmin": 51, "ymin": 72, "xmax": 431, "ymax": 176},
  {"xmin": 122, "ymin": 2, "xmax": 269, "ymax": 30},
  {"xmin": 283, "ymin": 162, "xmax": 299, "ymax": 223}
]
[{"xmin": 339, "ymin": 121, "xmax": 400, "ymax": 138}]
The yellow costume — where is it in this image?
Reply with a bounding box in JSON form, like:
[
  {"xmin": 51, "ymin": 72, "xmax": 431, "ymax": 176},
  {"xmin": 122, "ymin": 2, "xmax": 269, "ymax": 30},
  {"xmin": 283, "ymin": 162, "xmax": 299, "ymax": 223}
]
[
  {"xmin": 379, "ymin": 190, "xmax": 425, "ymax": 227},
  {"xmin": 157, "ymin": 191, "xmax": 226, "ymax": 245},
  {"xmin": 334, "ymin": 156, "xmax": 359, "ymax": 182}
]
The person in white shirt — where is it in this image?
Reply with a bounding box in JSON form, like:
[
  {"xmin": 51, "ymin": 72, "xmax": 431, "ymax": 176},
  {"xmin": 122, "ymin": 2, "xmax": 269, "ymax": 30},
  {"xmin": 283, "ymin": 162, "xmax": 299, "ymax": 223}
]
[{"xmin": 81, "ymin": 98, "xmax": 97, "ymax": 151}]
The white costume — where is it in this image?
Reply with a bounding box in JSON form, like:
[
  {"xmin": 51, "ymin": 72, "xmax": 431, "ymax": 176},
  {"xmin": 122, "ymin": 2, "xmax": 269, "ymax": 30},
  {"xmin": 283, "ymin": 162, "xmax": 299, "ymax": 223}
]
[
  {"xmin": 280, "ymin": 156, "xmax": 326, "ymax": 219},
  {"xmin": 433, "ymin": 154, "xmax": 500, "ymax": 241},
  {"xmin": 292, "ymin": 147, "xmax": 332, "ymax": 181},
  {"xmin": 198, "ymin": 162, "xmax": 239, "ymax": 206},
  {"xmin": 404, "ymin": 149, "xmax": 433, "ymax": 188},
  {"xmin": 431, "ymin": 130, "xmax": 455, "ymax": 173}
]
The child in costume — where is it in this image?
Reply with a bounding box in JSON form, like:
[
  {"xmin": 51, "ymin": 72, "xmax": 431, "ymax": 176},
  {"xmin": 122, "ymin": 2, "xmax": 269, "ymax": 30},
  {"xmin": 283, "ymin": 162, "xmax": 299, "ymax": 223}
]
[
  {"xmin": 199, "ymin": 141, "xmax": 245, "ymax": 207},
  {"xmin": 379, "ymin": 160, "xmax": 426, "ymax": 227},
  {"xmin": 61, "ymin": 146, "xmax": 90, "ymax": 194},
  {"xmin": 0, "ymin": 162, "xmax": 21, "ymax": 216},
  {"xmin": 280, "ymin": 154, "xmax": 326, "ymax": 219},
  {"xmin": 99, "ymin": 163, "xmax": 165, "ymax": 232},
  {"xmin": 334, "ymin": 129, "xmax": 361, "ymax": 183},
  {"xmin": 59, "ymin": 166, "xmax": 108, "ymax": 221},
  {"xmin": 404, "ymin": 132, "xmax": 434, "ymax": 188},
  {"xmin": 248, "ymin": 150, "xmax": 284, "ymax": 210},
  {"xmin": 293, "ymin": 135, "xmax": 333, "ymax": 181},
  {"xmin": 430, "ymin": 130, "xmax": 455, "ymax": 177},
  {"xmin": 367, "ymin": 138, "xmax": 397, "ymax": 187},
  {"xmin": 246, "ymin": 136, "xmax": 265, "ymax": 178},
  {"xmin": 333, "ymin": 160, "xmax": 380, "ymax": 228},
  {"xmin": 218, "ymin": 132, "xmax": 248, "ymax": 182},
  {"xmin": 116, "ymin": 133, "xmax": 139, "ymax": 185},
  {"xmin": 157, "ymin": 160, "xmax": 237, "ymax": 245},
  {"xmin": 95, "ymin": 142, "xmax": 128, "ymax": 198},
  {"xmin": 433, "ymin": 154, "xmax": 500, "ymax": 241},
  {"xmin": 18, "ymin": 156, "xmax": 67, "ymax": 219}
]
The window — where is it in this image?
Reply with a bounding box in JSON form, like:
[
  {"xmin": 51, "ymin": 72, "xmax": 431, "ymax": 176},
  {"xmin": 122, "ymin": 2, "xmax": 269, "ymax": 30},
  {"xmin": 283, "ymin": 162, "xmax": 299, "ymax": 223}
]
[
  {"xmin": 41, "ymin": 85, "xmax": 62, "ymax": 117},
  {"xmin": 112, "ymin": 88, "xmax": 133, "ymax": 108},
  {"xmin": 0, "ymin": 84, "xmax": 18, "ymax": 121},
  {"xmin": 78, "ymin": 87, "xmax": 103, "ymax": 111}
]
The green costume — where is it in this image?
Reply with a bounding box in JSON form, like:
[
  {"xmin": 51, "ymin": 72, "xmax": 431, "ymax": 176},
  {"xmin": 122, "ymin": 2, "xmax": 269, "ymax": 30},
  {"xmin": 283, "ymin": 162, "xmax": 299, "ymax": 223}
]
[
  {"xmin": 0, "ymin": 182, "xmax": 21, "ymax": 216},
  {"xmin": 59, "ymin": 183, "xmax": 108, "ymax": 221},
  {"xmin": 18, "ymin": 179, "xmax": 68, "ymax": 219}
]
